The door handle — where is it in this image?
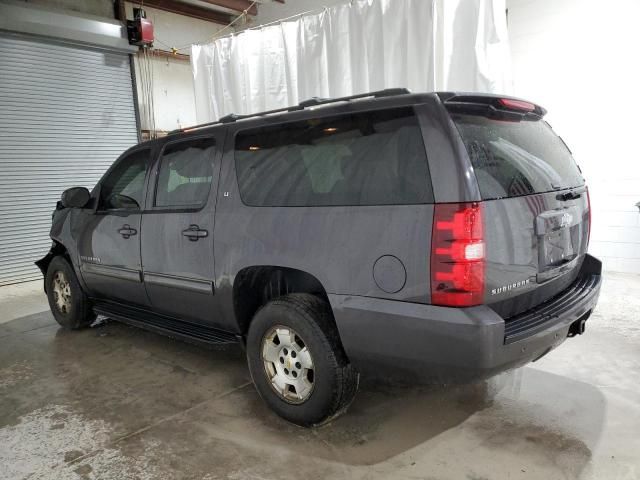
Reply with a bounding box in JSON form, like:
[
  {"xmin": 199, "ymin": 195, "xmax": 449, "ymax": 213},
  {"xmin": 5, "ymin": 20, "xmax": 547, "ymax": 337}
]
[
  {"xmin": 118, "ymin": 224, "xmax": 137, "ymax": 239},
  {"xmin": 182, "ymin": 224, "xmax": 208, "ymax": 241}
]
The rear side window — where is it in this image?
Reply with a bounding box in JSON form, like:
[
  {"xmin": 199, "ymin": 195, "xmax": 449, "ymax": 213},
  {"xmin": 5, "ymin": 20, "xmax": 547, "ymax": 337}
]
[
  {"xmin": 451, "ymin": 114, "xmax": 584, "ymax": 200},
  {"xmin": 155, "ymin": 137, "xmax": 216, "ymax": 208},
  {"xmin": 234, "ymin": 107, "xmax": 433, "ymax": 206}
]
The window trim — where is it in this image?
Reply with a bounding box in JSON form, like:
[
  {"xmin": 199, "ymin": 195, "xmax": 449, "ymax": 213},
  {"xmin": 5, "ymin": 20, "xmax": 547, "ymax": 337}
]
[
  {"xmin": 95, "ymin": 146, "xmax": 153, "ymax": 215},
  {"xmin": 148, "ymin": 135, "xmax": 218, "ymax": 213},
  {"xmin": 231, "ymin": 105, "xmax": 435, "ymax": 208}
]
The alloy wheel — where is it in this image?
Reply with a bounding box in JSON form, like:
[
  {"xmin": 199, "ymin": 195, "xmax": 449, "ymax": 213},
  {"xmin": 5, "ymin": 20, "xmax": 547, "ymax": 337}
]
[
  {"xmin": 52, "ymin": 271, "xmax": 72, "ymax": 315},
  {"xmin": 261, "ymin": 325, "xmax": 315, "ymax": 404}
]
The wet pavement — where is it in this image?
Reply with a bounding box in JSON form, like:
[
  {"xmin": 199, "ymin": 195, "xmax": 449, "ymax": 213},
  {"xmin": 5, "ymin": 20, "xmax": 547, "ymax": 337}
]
[{"xmin": 0, "ymin": 273, "xmax": 639, "ymax": 479}]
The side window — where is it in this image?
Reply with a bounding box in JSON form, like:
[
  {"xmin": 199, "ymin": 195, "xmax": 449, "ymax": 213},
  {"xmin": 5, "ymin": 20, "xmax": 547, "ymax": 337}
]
[
  {"xmin": 234, "ymin": 107, "xmax": 433, "ymax": 207},
  {"xmin": 100, "ymin": 149, "xmax": 149, "ymax": 210},
  {"xmin": 154, "ymin": 137, "xmax": 216, "ymax": 208}
]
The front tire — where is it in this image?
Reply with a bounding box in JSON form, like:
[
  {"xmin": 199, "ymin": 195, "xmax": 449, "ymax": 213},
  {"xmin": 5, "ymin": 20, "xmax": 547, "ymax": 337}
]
[
  {"xmin": 246, "ymin": 293, "xmax": 358, "ymax": 426},
  {"xmin": 46, "ymin": 256, "xmax": 95, "ymax": 329}
]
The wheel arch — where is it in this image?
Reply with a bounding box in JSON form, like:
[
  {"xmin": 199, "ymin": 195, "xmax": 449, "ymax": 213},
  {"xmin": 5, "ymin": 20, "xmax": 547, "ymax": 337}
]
[
  {"xmin": 233, "ymin": 265, "xmax": 333, "ymax": 336},
  {"xmin": 35, "ymin": 241, "xmax": 71, "ymax": 292}
]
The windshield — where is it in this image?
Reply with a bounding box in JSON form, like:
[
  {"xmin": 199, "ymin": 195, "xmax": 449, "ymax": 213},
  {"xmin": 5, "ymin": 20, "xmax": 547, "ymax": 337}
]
[{"xmin": 450, "ymin": 113, "xmax": 584, "ymax": 200}]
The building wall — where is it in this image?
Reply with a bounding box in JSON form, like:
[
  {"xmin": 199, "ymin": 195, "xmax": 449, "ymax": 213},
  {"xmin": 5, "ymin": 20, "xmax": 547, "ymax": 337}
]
[
  {"xmin": 507, "ymin": 0, "xmax": 640, "ymax": 273},
  {"xmin": 124, "ymin": 4, "xmax": 223, "ymax": 132}
]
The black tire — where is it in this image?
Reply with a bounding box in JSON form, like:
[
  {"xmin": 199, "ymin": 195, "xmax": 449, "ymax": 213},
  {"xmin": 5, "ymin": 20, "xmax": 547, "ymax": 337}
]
[
  {"xmin": 246, "ymin": 293, "xmax": 358, "ymax": 426},
  {"xmin": 46, "ymin": 256, "xmax": 95, "ymax": 330}
]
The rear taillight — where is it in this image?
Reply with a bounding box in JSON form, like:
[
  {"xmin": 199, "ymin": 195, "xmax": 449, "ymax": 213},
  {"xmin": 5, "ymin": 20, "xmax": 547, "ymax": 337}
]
[
  {"xmin": 586, "ymin": 187, "xmax": 591, "ymax": 247},
  {"xmin": 431, "ymin": 202, "xmax": 485, "ymax": 307}
]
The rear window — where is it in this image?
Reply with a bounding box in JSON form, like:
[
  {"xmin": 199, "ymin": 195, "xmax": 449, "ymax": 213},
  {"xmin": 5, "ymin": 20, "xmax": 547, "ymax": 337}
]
[
  {"xmin": 451, "ymin": 113, "xmax": 584, "ymax": 200},
  {"xmin": 234, "ymin": 107, "xmax": 433, "ymax": 206}
]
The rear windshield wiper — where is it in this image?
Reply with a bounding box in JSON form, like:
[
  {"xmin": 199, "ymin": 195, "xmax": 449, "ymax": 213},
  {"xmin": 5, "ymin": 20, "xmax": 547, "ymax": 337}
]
[{"xmin": 556, "ymin": 186, "xmax": 586, "ymax": 201}]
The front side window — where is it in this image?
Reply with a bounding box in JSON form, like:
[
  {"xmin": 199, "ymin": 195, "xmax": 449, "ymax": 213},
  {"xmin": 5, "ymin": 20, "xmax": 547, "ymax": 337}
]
[
  {"xmin": 234, "ymin": 107, "xmax": 433, "ymax": 207},
  {"xmin": 100, "ymin": 148, "xmax": 149, "ymax": 210},
  {"xmin": 155, "ymin": 137, "xmax": 216, "ymax": 208}
]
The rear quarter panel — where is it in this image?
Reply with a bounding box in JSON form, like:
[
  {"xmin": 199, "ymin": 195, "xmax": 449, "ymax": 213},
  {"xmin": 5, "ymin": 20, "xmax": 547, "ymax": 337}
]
[{"xmin": 213, "ymin": 182, "xmax": 434, "ymax": 327}]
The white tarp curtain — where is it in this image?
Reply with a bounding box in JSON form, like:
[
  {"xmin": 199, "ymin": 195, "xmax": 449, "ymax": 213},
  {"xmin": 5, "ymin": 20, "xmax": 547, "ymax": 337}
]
[{"xmin": 191, "ymin": 0, "xmax": 511, "ymax": 122}]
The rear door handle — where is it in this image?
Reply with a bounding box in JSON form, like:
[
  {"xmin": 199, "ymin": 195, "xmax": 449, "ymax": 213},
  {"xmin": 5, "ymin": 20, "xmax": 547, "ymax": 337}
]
[
  {"xmin": 182, "ymin": 224, "xmax": 208, "ymax": 241},
  {"xmin": 118, "ymin": 224, "xmax": 137, "ymax": 239}
]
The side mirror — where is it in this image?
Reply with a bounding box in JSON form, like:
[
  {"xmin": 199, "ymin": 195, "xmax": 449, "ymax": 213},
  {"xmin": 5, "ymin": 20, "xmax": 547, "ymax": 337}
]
[{"xmin": 61, "ymin": 187, "xmax": 90, "ymax": 209}]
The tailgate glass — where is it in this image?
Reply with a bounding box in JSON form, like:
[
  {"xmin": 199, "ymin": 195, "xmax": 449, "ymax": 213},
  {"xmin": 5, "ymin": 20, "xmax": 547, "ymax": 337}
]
[{"xmin": 450, "ymin": 113, "xmax": 584, "ymax": 200}]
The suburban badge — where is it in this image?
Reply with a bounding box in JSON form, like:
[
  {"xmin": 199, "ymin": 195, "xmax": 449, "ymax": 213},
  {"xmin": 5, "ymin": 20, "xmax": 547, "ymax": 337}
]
[{"xmin": 491, "ymin": 279, "xmax": 531, "ymax": 295}]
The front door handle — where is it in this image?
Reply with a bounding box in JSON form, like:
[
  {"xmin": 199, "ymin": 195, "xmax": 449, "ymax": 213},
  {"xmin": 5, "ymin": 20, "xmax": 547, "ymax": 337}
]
[
  {"xmin": 118, "ymin": 224, "xmax": 137, "ymax": 239},
  {"xmin": 182, "ymin": 224, "xmax": 208, "ymax": 241}
]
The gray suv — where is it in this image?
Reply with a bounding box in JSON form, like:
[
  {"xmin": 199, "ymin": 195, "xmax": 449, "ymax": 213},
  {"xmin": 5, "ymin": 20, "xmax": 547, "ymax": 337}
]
[{"xmin": 37, "ymin": 90, "xmax": 602, "ymax": 426}]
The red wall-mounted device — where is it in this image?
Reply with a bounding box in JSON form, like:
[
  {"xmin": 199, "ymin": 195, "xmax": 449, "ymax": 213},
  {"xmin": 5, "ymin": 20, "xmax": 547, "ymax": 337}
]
[{"xmin": 127, "ymin": 8, "xmax": 154, "ymax": 47}]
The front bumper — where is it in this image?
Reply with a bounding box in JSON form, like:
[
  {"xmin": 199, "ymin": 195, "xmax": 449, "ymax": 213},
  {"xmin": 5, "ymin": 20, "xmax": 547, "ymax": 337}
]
[{"xmin": 329, "ymin": 254, "xmax": 602, "ymax": 383}]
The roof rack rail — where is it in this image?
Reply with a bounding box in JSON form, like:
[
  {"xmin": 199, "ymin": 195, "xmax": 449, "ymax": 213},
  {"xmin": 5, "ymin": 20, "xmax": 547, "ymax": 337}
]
[
  {"xmin": 298, "ymin": 96, "xmax": 330, "ymax": 107},
  {"xmin": 168, "ymin": 88, "xmax": 410, "ymax": 135}
]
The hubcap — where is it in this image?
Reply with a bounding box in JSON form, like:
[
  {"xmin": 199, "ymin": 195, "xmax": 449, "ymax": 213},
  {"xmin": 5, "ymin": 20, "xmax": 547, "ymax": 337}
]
[
  {"xmin": 261, "ymin": 326, "xmax": 315, "ymax": 404},
  {"xmin": 52, "ymin": 271, "xmax": 72, "ymax": 315}
]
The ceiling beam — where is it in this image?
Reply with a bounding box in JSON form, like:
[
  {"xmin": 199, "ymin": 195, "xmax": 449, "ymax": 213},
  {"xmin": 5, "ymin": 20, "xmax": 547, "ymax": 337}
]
[
  {"xmin": 135, "ymin": 0, "xmax": 234, "ymax": 25},
  {"xmin": 197, "ymin": 0, "xmax": 258, "ymax": 16}
]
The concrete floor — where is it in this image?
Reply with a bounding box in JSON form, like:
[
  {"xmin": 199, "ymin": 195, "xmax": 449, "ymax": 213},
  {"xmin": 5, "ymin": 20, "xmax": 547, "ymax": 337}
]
[{"xmin": 0, "ymin": 274, "xmax": 638, "ymax": 480}]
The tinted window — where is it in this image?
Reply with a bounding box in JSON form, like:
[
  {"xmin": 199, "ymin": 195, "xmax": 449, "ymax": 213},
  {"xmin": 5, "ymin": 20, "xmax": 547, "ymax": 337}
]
[
  {"xmin": 451, "ymin": 113, "xmax": 584, "ymax": 200},
  {"xmin": 155, "ymin": 137, "xmax": 216, "ymax": 207},
  {"xmin": 100, "ymin": 149, "xmax": 149, "ymax": 210},
  {"xmin": 235, "ymin": 107, "xmax": 432, "ymax": 206}
]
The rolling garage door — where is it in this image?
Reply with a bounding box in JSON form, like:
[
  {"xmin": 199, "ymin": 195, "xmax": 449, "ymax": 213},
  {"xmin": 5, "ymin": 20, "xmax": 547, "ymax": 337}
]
[{"xmin": 0, "ymin": 34, "xmax": 139, "ymax": 285}]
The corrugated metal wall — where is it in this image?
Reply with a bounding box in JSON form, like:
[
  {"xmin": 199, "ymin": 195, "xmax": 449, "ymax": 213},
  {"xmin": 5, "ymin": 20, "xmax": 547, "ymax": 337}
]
[{"xmin": 0, "ymin": 34, "xmax": 139, "ymax": 285}]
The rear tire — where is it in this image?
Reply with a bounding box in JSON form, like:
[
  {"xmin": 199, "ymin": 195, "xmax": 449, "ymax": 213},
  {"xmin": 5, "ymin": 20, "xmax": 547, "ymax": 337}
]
[
  {"xmin": 46, "ymin": 256, "xmax": 95, "ymax": 330},
  {"xmin": 246, "ymin": 293, "xmax": 358, "ymax": 427}
]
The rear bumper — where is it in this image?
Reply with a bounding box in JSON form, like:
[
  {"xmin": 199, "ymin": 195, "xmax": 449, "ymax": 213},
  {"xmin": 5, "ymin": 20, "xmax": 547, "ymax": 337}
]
[{"xmin": 329, "ymin": 254, "xmax": 602, "ymax": 383}]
